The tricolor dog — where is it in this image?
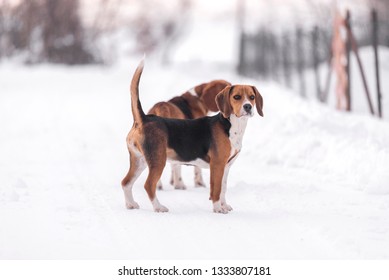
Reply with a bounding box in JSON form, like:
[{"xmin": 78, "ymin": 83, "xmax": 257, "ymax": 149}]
[
  {"xmin": 148, "ymin": 79, "xmax": 231, "ymax": 190},
  {"xmin": 121, "ymin": 60, "xmax": 264, "ymax": 213}
]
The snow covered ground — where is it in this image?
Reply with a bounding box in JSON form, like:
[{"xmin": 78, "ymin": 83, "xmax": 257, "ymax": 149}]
[{"xmin": 0, "ymin": 55, "xmax": 389, "ymax": 259}]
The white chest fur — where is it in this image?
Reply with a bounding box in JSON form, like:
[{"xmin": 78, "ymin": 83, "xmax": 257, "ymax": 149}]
[{"xmin": 228, "ymin": 115, "xmax": 248, "ymax": 159}]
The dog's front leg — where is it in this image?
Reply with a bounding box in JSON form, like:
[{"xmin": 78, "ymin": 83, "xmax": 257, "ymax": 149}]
[
  {"xmin": 171, "ymin": 164, "xmax": 187, "ymax": 190},
  {"xmin": 210, "ymin": 161, "xmax": 229, "ymax": 214},
  {"xmin": 220, "ymin": 165, "xmax": 233, "ymax": 211}
]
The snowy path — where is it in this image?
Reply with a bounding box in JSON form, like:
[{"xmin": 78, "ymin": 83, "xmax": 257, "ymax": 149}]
[{"xmin": 1, "ymin": 61, "xmax": 388, "ymax": 259}]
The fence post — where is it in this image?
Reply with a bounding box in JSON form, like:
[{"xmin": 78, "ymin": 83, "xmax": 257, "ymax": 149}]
[
  {"xmin": 345, "ymin": 15, "xmax": 375, "ymax": 115},
  {"xmin": 345, "ymin": 10, "xmax": 352, "ymax": 111},
  {"xmin": 322, "ymin": 49, "xmax": 333, "ymax": 103},
  {"xmin": 312, "ymin": 26, "xmax": 321, "ymax": 101},
  {"xmin": 237, "ymin": 0, "xmax": 246, "ymax": 75},
  {"xmin": 238, "ymin": 32, "xmax": 246, "ymax": 75},
  {"xmin": 372, "ymin": 9, "xmax": 382, "ymax": 118},
  {"xmin": 269, "ymin": 34, "xmax": 279, "ymax": 81},
  {"xmin": 296, "ymin": 27, "xmax": 306, "ymax": 98},
  {"xmin": 282, "ymin": 32, "xmax": 291, "ymax": 87}
]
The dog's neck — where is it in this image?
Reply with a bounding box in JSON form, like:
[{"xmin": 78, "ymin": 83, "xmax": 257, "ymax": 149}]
[{"xmin": 228, "ymin": 114, "xmax": 249, "ymax": 153}]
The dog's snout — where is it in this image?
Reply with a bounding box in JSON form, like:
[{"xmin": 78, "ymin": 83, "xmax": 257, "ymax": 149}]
[{"xmin": 243, "ymin": 104, "xmax": 252, "ymax": 112}]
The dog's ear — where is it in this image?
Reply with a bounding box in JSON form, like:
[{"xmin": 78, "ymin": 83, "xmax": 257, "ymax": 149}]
[
  {"xmin": 216, "ymin": 86, "xmax": 233, "ymax": 118},
  {"xmin": 200, "ymin": 80, "xmax": 231, "ymax": 112},
  {"xmin": 194, "ymin": 83, "xmax": 207, "ymax": 97},
  {"xmin": 251, "ymin": 86, "xmax": 264, "ymax": 117}
]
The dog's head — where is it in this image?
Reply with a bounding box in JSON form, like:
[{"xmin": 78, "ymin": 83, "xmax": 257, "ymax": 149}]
[{"xmin": 215, "ymin": 85, "xmax": 264, "ymax": 118}]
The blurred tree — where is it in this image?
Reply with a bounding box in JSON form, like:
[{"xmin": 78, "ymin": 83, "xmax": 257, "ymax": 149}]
[
  {"xmin": 42, "ymin": 0, "xmax": 94, "ymax": 64},
  {"xmin": 0, "ymin": 0, "xmax": 98, "ymax": 64},
  {"xmin": 131, "ymin": 0, "xmax": 191, "ymax": 63}
]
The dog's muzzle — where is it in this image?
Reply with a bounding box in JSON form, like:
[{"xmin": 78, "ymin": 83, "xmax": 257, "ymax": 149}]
[{"xmin": 243, "ymin": 104, "xmax": 252, "ymax": 113}]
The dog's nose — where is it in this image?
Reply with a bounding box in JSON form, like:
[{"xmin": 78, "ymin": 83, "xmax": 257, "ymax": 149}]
[{"xmin": 243, "ymin": 104, "xmax": 252, "ymax": 112}]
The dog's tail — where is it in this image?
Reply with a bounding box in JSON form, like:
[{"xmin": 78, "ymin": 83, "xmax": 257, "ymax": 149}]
[{"xmin": 130, "ymin": 59, "xmax": 146, "ymax": 125}]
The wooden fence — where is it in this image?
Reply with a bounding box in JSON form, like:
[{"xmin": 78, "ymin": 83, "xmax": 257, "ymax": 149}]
[{"xmin": 238, "ymin": 9, "xmax": 387, "ymax": 118}]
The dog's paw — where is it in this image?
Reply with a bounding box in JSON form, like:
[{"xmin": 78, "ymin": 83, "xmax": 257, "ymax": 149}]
[
  {"xmin": 154, "ymin": 205, "xmax": 169, "ymax": 213},
  {"xmin": 174, "ymin": 183, "xmax": 187, "ymax": 190},
  {"xmin": 213, "ymin": 202, "xmax": 229, "ymax": 214},
  {"xmin": 221, "ymin": 202, "xmax": 233, "ymax": 212},
  {"xmin": 194, "ymin": 180, "xmax": 206, "ymax": 188},
  {"xmin": 125, "ymin": 201, "xmax": 140, "ymax": 209},
  {"xmin": 157, "ymin": 181, "xmax": 163, "ymax": 190},
  {"xmin": 213, "ymin": 207, "xmax": 229, "ymax": 214},
  {"xmin": 152, "ymin": 199, "xmax": 169, "ymax": 213}
]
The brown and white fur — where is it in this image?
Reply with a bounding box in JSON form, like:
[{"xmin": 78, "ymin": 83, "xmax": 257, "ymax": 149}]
[
  {"xmin": 148, "ymin": 79, "xmax": 231, "ymax": 190},
  {"xmin": 121, "ymin": 60, "xmax": 264, "ymax": 213}
]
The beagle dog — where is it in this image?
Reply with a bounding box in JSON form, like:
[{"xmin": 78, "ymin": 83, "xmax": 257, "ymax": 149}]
[
  {"xmin": 148, "ymin": 79, "xmax": 231, "ymax": 190},
  {"xmin": 121, "ymin": 60, "xmax": 263, "ymax": 213}
]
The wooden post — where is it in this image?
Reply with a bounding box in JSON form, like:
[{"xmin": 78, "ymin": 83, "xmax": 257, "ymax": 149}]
[
  {"xmin": 270, "ymin": 34, "xmax": 280, "ymax": 81},
  {"xmin": 296, "ymin": 27, "xmax": 306, "ymax": 98},
  {"xmin": 238, "ymin": 32, "xmax": 246, "ymax": 75},
  {"xmin": 262, "ymin": 30, "xmax": 269, "ymax": 79},
  {"xmin": 237, "ymin": 0, "xmax": 246, "ymax": 75},
  {"xmin": 345, "ymin": 11, "xmax": 352, "ymax": 111},
  {"xmin": 322, "ymin": 49, "xmax": 333, "ymax": 103},
  {"xmin": 345, "ymin": 18, "xmax": 375, "ymax": 115},
  {"xmin": 282, "ymin": 32, "xmax": 291, "ymax": 87},
  {"xmin": 372, "ymin": 9, "xmax": 382, "ymax": 118},
  {"xmin": 312, "ymin": 26, "xmax": 321, "ymax": 101}
]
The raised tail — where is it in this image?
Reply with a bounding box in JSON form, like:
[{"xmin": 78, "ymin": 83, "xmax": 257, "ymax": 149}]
[{"xmin": 130, "ymin": 59, "xmax": 146, "ymax": 125}]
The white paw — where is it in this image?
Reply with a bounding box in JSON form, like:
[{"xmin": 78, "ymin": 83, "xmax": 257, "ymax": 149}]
[
  {"xmin": 152, "ymin": 198, "xmax": 169, "ymax": 212},
  {"xmin": 194, "ymin": 180, "xmax": 206, "ymax": 188},
  {"xmin": 213, "ymin": 207, "xmax": 228, "ymax": 214},
  {"xmin": 221, "ymin": 202, "xmax": 233, "ymax": 211},
  {"xmin": 126, "ymin": 201, "xmax": 139, "ymax": 209},
  {"xmin": 157, "ymin": 181, "xmax": 163, "ymax": 190},
  {"xmin": 174, "ymin": 182, "xmax": 187, "ymax": 190},
  {"xmin": 154, "ymin": 205, "xmax": 169, "ymax": 213},
  {"xmin": 213, "ymin": 202, "xmax": 229, "ymax": 214}
]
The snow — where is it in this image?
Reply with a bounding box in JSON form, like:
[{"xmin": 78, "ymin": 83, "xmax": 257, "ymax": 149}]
[{"xmin": 1, "ymin": 55, "xmax": 388, "ymax": 259}]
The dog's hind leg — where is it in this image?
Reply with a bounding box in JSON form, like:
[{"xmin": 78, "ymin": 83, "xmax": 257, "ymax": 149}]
[
  {"xmin": 145, "ymin": 157, "xmax": 168, "ymax": 212},
  {"xmin": 121, "ymin": 148, "xmax": 146, "ymax": 209},
  {"xmin": 194, "ymin": 166, "xmax": 206, "ymax": 188}
]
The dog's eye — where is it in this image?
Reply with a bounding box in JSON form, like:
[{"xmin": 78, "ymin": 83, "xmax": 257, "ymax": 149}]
[
  {"xmin": 249, "ymin": 95, "xmax": 255, "ymax": 100},
  {"xmin": 233, "ymin": 95, "xmax": 241, "ymax": 100}
]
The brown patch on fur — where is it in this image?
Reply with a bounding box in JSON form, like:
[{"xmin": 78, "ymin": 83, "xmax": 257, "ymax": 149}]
[
  {"xmin": 142, "ymin": 123, "xmax": 168, "ymax": 200},
  {"xmin": 148, "ymin": 102, "xmax": 186, "ymax": 119},
  {"xmin": 166, "ymin": 148, "xmax": 179, "ymax": 160},
  {"xmin": 181, "ymin": 93, "xmax": 207, "ymax": 118},
  {"xmin": 197, "ymin": 80, "xmax": 231, "ymax": 112},
  {"xmin": 148, "ymin": 80, "xmax": 231, "ymax": 121}
]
